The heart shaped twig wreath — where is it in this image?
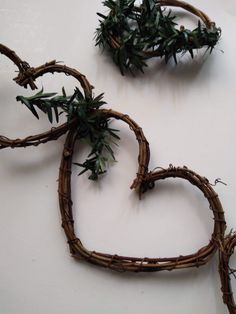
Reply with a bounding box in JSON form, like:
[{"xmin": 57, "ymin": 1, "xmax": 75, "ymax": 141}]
[
  {"xmin": 58, "ymin": 125, "xmax": 226, "ymax": 272},
  {"xmin": 1, "ymin": 42, "xmax": 234, "ymax": 313},
  {"xmin": 219, "ymin": 233, "xmax": 236, "ymax": 314},
  {"xmin": 95, "ymin": 0, "xmax": 221, "ymax": 74}
]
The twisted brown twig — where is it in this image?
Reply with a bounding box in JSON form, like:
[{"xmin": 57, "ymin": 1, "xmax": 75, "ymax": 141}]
[
  {"xmin": 219, "ymin": 233, "xmax": 236, "ymax": 314},
  {"xmin": 0, "ymin": 43, "xmax": 93, "ymax": 149},
  {"xmin": 158, "ymin": 0, "xmax": 212, "ymax": 27},
  {"xmin": 58, "ymin": 121, "xmax": 226, "ymax": 272},
  {"xmin": 14, "ymin": 60, "xmax": 93, "ymax": 98},
  {"xmin": 0, "ymin": 43, "xmax": 37, "ymax": 90},
  {"xmin": 0, "ymin": 120, "xmax": 76, "ymax": 150}
]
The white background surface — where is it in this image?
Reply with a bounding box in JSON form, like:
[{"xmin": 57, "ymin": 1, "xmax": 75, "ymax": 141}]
[{"xmin": 0, "ymin": 1, "xmax": 236, "ymax": 313}]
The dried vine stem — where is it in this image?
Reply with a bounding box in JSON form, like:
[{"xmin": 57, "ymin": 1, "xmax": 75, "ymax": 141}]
[
  {"xmin": 101, "ymin": 109, "xmax": 150, "ymax": 191},
  {"xmin": 14, "ymin": 60, "xmax": 93, "ymax": 99},
  {"xmin": 0, "ymin": 120, "xmax": 76, "ymax": 150},
  {"xmin": 158, "ymin": 0, "xmax": 211, "ymax": 27},
  {"xmin": 0, "ymin": 43, "xmax": 92, "ymax": 149},
  {"xmin": 0, "ymin": 43, "xmax": 36, "ymax": 90},
  {"xmin": 59, "ymin": 117, "xmax": 226, "ymax": 272},
  {"xmin": 219, "ymin": 233, "xmax": 236, "ymax": 314}
]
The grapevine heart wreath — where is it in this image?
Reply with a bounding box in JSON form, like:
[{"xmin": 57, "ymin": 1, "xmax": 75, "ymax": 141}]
[
  {"xmin": 95, "ymin": 0, "xmax": 221, "ymax": 74},
  {"xmin": 1, "ymin": 43, "xmax": 235, "ymax": 313}
]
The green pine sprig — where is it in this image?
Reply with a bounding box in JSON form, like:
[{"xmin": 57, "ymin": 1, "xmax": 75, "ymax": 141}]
[
  {"xmin": 95, "ymin": 0, "xmax": 221, "ymax": 74},
  {"xmin": 16, "ymin": 87, "xmax": 120, "ymax": 180}
]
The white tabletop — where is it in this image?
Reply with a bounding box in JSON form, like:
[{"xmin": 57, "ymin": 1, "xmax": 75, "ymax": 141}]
[{"xmin": 0, "ymin": 1, "xmax": 235, "ymax": 313}]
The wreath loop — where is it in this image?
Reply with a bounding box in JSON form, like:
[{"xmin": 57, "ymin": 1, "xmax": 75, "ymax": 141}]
[
  {"xmin": 219, "ymin": 233, "xmax": 236, "ymax": 314},
  {"xmin": 0, "ymin": 43, "xmax": 93, "ymax": 149},
  {"xmin": 95, "ymin": 0, "xmax": 221, "ymax": 74},
  {"xmin": 58, "ymin": 115, "xmax": 226, "ymax": 273}
]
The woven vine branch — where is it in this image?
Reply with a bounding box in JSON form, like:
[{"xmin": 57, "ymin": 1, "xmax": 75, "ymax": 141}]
[
  {"xmin": 219, "ymin": 233, "xmax": 236, "ymax": 314},
  {"xmin": 95, "ymin": 0, "xmax": 221, "ymax": 74},
  {"xmin": 0, "ymin": 43, "xmax": 36, "ymax": 90}
]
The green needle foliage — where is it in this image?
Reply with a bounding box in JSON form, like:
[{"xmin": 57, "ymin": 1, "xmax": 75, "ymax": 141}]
[
  {"xmin": 16, "ymin": 88, "xmax": 120, "ymax": 180},
  {"xmin": 95, "ymin": 0, "xmax": 221, "ymax": 74}
]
